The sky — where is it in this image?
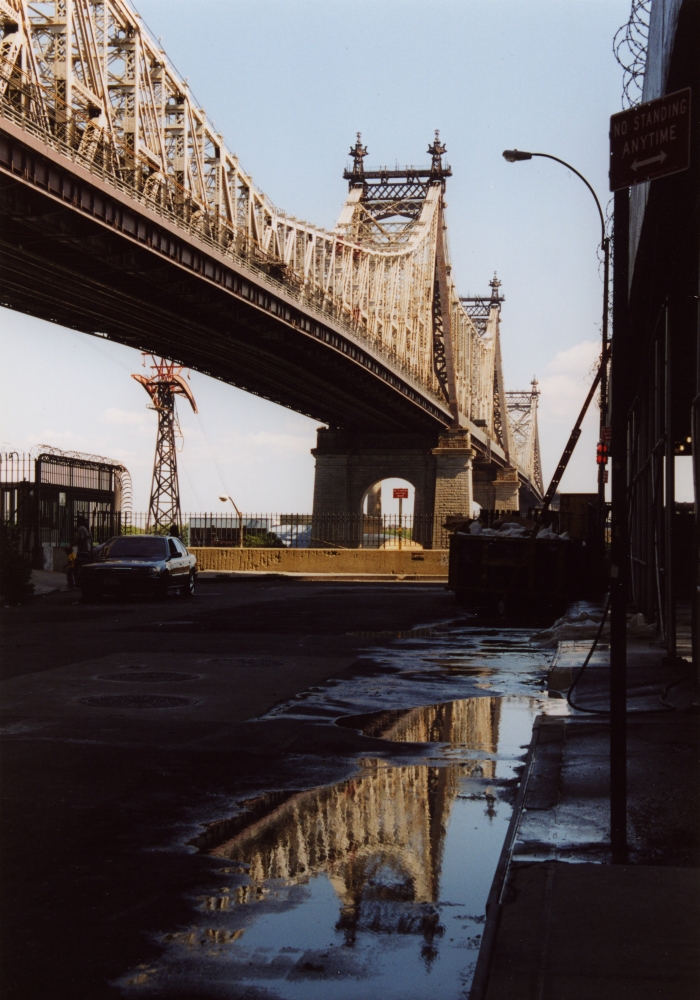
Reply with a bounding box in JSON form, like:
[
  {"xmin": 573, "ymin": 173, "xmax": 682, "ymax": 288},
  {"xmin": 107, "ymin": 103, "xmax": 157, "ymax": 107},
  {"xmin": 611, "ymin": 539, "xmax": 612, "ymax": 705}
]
[{"xmin": 8, "ymin": 0, "xmax": 690, "ymax": 515}]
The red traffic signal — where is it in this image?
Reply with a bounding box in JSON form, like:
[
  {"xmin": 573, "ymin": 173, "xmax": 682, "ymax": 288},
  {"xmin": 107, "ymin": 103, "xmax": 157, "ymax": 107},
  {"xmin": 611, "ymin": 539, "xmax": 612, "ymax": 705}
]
[{"xmin": 596, "ymin": 441, "xmax": 609, "ymax": 465}]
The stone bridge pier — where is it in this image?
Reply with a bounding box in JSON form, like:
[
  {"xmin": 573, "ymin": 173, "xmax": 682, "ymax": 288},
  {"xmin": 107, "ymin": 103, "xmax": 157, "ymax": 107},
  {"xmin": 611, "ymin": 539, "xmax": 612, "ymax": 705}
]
[
  {"xmin": 472, "ymin": 461, "xmax": 521, "ymax": 513},
  {"xmin": 311, "ymin": 427, "xmax": 478, "ymax": 548}
]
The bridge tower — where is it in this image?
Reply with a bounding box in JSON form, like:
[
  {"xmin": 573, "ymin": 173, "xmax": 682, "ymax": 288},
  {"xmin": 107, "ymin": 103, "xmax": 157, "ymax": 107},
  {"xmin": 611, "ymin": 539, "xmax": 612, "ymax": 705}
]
[
  {"xmin": 312, "ymin": 133, "xmax": 464, "ymax": 546},
  {"xmin": 132, "ymin": 357, "xmax": 198, "ymax": 532}
]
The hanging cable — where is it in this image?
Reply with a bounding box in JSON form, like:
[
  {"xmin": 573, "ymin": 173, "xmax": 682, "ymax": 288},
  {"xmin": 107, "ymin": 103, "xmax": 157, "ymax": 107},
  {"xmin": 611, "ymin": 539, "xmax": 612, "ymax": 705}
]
[
  {"xmin": 566, "ymin": 594, "xmax": 612, "ymax": 714},
  {"xmin": 565, "ymin": 593, "xmax": 681, "ymax": 715},
  {"xmin": 196, "ymin": 413, "xmax": 232, "ymax": 497}
]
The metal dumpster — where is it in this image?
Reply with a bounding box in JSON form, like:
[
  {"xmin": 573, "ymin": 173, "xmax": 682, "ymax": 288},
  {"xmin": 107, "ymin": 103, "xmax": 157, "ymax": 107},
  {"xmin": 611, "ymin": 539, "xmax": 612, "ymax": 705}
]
[{"xmin": 448, "ymin": 532, "xmax": 584, "ymax": 617}]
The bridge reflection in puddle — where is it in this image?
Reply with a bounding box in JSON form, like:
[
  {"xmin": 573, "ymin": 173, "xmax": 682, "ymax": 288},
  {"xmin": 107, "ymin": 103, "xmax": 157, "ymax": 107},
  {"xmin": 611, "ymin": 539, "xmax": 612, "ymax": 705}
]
[
  {"xmin": 146, "ymin": 697, "xmax": 545, "ymax": 1000},
  {"xmin": 338, "ymin": 695, "xmax": 502, "ymax": 750}
]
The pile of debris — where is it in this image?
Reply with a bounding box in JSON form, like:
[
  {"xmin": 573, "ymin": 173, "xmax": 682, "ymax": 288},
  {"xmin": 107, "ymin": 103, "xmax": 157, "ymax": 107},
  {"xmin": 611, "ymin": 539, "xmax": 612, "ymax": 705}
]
[
  {"xmin": 530, "ymin": 604, "xmax": 656, "ymax": 649},
  {"xmin": 444, "ymin": 515, "xmax": 569, "ymax": 541}
]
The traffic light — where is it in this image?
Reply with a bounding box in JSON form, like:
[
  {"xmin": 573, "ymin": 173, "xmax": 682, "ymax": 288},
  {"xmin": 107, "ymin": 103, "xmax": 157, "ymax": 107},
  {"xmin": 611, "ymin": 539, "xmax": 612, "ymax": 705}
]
[{"xmin": 596, "ymin": 441, "xmax": 609, "ymax": 465}]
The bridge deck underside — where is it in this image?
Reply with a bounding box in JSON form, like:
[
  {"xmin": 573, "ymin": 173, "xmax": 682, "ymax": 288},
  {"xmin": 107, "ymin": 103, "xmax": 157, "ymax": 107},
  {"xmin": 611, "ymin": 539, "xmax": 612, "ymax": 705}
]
[{"xmin": 0, "ymin": 130, "xmax": 451, "ymax": 435}]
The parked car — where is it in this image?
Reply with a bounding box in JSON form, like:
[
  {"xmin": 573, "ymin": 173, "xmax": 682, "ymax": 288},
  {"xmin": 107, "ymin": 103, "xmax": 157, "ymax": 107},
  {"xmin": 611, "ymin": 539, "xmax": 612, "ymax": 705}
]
[{"xmin": 79, "ymin": 535, "xmax": 197, "ymax": 601}]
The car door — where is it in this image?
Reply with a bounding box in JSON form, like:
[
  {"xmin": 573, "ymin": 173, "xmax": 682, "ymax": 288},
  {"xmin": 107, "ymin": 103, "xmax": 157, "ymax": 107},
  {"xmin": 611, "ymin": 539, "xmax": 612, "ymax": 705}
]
[
  {"xmin": 176, "ymin": 538, "xmax": 194, "ymax": 571},
  {"xmin": 175, "ymin": 538, "xmax": 193, "ymax": 576},
  {"xmin": 167, "ymin": 537, "xmax": 185, "ymax": 585}
]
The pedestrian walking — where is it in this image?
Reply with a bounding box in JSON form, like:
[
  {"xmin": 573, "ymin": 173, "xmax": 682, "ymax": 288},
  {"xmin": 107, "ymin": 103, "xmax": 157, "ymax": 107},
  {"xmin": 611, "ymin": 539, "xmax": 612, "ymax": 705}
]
[
  {"xmin": 168, "ymin": 523, "xmax": 181, "ymax": 539},
  {"xmin": 74, "ymin": 516, "xmax": 93, "ymax": 580},
  {"xmin": 63, "ymin": 547, "xmax": 77, "ymax": 589}
]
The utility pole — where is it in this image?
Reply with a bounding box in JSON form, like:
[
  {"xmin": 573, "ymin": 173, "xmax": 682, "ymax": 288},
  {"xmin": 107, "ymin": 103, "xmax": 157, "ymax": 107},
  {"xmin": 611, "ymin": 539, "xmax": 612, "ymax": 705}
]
[
  {"xmin": 664, "ymin": 303, "xmax": 676, "ymax": 660},
  {"xmin": 609, "ymin": 188, "xmax": 630, "ymax": 862},
  {"xmin": 393, "ymin": 487, "xmax": 409, "ymax": 550}
]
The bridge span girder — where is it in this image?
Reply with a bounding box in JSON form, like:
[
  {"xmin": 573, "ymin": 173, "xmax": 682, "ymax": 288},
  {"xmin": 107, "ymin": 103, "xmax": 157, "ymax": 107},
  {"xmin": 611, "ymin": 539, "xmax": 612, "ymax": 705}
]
[
  {"xmin": 0, "ymin": 0, "xmax": 543, "ymax": 507},
  {"xmin": 0, "ymin": 126, "xmax": 450, "ymax": 434}
]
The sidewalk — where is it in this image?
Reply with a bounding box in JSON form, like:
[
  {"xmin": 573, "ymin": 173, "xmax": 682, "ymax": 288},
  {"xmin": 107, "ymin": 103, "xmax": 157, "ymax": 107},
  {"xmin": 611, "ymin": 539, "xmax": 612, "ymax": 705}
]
[
  {"xmin": 30, "ymin": 569, "xmax": 69, "ymax": 595},
  {"xmin": 471, "ymin": 634, "xmax": 700, "ymax": 999}
]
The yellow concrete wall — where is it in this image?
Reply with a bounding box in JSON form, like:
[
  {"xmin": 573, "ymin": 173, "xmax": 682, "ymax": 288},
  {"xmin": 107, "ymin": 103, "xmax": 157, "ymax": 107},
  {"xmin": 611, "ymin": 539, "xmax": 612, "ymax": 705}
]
[{"xmin": 191, "ymin": 547, "xmax": 449, "ymax": 576}]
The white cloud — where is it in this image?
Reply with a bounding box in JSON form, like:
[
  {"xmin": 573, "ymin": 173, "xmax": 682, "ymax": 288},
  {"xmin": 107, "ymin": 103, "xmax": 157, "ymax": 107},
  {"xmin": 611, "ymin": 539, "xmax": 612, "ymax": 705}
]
[
  {"xmin": 102, "ymin": 408, "xmax": 150, "ymax": 426},
  {"xmin": 239, "ymin": 430, "xmax": 313, "ymax": 454},
  {"xmin": 538, "ymin": 340, "xmax": 600, "ymax": 419},
  {"xmin": 544, "ymin": 339, "xmax": 599, "ymax": 376},
  {"xmin": 537, "ymin": 339, "xmax": 602, "ymax": 493}
]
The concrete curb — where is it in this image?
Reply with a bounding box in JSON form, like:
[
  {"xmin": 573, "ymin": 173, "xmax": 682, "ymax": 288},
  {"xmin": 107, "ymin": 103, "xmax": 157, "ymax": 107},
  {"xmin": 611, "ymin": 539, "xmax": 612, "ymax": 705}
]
[
  {"xmin": 197, "ymin": 570, "xmax": 449, "ymax": 583},
  {"xmin": 469, "ymin": 716, "xmax": 542, "ymax": 1000}
]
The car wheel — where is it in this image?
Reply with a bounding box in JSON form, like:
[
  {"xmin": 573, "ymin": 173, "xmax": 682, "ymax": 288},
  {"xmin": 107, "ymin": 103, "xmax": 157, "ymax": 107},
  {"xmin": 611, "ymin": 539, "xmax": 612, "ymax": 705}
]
[{"xmin": 182, "ymin": 571, "xmax": 195, "ymax": 598}]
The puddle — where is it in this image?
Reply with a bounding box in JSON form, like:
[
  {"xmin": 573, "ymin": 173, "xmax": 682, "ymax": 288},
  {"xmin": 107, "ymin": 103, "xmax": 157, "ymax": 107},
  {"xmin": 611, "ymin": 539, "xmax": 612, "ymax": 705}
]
[
  {"xmin": 126, "ymin": 696, "xmax": 552, "ymax": 998},
  {"xmin": 418, "ymin": 660, "xmax": 495, "ymax": 678},
  {"xmin": 117, "ymin": 621, "xmax": 566, "ymax": 997},
  {"xmin": 345, "ymin": 620, "xmax": 467, "ymax": 640},
  {"xmin": 338, "ymin": 697, "xmax": 503, "ymax": 752},
  {"xmin": 266, "ymin": 626, "xmax": 551, "ymax": 723}
]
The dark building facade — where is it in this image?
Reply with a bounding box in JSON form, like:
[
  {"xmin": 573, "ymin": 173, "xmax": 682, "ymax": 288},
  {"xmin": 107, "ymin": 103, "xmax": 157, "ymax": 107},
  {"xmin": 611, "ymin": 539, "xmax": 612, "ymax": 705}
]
[{"xmin": 619, "ymin": 0, "xmax": 699, "ymax": 667}]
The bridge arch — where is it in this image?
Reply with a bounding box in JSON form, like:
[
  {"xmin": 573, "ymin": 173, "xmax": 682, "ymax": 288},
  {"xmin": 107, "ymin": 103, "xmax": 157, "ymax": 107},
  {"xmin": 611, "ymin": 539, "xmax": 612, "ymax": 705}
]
[
  {"xmin": 361, "ymin": 478, "xmax": 415, "ymax": 517},
  {"xmin": 312, "ymin": 429, "xmax": 436, "ymax": 519}
]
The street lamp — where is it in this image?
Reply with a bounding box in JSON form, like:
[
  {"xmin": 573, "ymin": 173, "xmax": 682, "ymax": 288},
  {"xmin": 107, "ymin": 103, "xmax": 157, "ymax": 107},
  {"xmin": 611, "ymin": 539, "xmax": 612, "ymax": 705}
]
[
  {"xmin": 219, "ymin": 495, "xmax": 245, "ymax": 549},
  {"xmin": 502, "ymin": 149, "xmax": 610, "ymax": 542}
]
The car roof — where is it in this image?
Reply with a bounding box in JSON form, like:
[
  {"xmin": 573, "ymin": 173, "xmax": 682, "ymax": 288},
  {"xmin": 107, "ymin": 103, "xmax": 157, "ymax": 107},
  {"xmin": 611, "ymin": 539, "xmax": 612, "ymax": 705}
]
[{"xmin": 106, "ymin": 536, "xmax": 188, "ymax": 547}]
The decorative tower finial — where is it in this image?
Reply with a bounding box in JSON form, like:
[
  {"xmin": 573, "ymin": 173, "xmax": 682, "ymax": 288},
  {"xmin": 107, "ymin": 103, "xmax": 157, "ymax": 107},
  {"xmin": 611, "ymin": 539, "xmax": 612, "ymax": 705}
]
[
  {"xmin": 428, "ymin": 130, "xmax": 447, "ymax": 173},
  {"xmin": 349, "ymin": 133, "xmax": 368, "ymax": 177},
  {"xmin": 489, "ymin": 272, "xmax": 503, "ymax": 304}
]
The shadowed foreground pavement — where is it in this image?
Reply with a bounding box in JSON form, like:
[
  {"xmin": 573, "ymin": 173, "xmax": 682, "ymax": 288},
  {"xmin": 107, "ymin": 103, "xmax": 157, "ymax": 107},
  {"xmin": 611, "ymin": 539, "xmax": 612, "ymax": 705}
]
[
  {"xmin": 3, "ymin": 580, "xmax": 698, "ymax": 999},
  {"xmin": 1, "ymin": 578, "xmax": 462, "ymax": 999},
  {"xmin": 472, "ymin": 639, "xmax": 700, "ymax": 1000}
]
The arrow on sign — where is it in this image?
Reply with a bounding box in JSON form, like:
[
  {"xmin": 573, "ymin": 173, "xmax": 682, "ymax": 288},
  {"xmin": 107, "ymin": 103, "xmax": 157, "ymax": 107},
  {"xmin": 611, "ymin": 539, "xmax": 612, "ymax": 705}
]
[{"xmin": 631, "ymin": 151, "xmax": 667, "ymax": 172}]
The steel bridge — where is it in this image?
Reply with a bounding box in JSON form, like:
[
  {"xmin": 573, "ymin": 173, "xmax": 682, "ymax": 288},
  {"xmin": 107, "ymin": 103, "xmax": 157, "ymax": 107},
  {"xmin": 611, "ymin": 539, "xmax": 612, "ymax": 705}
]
[{"xmin": 0, "ymin": 0, "xmax": 543, "ymax": 529}]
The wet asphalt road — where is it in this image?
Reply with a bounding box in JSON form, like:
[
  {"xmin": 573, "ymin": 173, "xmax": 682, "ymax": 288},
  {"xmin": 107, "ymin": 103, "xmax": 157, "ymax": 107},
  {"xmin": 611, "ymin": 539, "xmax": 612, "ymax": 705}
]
[{"xmin": 0, "ymin": 579, "xmax": 557, "ymax": 1000}]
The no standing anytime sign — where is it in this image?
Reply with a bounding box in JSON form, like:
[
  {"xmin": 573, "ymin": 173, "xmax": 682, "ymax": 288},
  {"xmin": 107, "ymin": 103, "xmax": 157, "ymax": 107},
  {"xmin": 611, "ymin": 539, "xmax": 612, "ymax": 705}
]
[{"xmin": 609, "ymin": 88, "xmax": 691, "ymax": 191}]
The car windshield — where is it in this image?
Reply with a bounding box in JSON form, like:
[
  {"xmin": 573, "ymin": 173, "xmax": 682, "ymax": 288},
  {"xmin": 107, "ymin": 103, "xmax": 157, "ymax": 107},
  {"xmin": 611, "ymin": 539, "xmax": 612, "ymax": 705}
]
[{"xmin": 105, "ymin": 537, "xmax": 168, "ymax": 559}]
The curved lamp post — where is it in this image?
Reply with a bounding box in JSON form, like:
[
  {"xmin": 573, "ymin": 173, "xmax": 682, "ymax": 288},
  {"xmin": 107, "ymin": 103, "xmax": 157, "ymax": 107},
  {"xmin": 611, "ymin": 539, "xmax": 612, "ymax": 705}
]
[
  {"xmin": 219, "ymin": 495, "xmax": 245, "ymax": 548},
  {"xmin": 502, "ymin": 150, "xmax": 610, "ymax": 532}
]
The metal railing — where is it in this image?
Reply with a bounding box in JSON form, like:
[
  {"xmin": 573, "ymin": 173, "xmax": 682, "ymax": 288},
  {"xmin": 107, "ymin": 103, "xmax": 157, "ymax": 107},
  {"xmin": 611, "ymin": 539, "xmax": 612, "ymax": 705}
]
[
  {"xmin": 1, "ymin": 491, "xmax": 605, "ymax": 550},
  {"xmin": 109, "ymin": 512, "xmax": 451, "ymax": 550},
  {"xmin": 1, "ymin": 502, "xmax": 604, "ymax": 565}
]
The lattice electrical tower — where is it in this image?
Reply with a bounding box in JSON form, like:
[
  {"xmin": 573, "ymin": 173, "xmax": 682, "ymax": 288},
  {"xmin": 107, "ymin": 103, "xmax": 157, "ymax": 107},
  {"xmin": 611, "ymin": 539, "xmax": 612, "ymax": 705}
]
[{"xmin": 132, "ymin": 357, "xmax": 198, "ymax": 532}]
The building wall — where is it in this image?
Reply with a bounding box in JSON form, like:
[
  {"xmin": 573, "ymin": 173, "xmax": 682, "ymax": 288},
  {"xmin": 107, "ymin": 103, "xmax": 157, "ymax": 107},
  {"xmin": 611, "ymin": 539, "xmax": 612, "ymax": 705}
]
[
  {"xmin": 629, "ymin": 0, "xmax": 687, "ymax": 269},
  {"xmin": 622, "ymin": 0, "xmax": 699, "ymax": 664}
]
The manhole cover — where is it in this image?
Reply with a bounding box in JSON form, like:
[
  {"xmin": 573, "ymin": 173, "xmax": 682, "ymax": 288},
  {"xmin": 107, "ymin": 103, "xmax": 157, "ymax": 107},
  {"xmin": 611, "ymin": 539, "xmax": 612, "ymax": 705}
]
[
  {"xmin": 100, "ymin": 671, "xmax": 200, "ymax": 683},
  {"xmin": 80, "ymin": 695, "xmax": 193, "ymax": 708}
]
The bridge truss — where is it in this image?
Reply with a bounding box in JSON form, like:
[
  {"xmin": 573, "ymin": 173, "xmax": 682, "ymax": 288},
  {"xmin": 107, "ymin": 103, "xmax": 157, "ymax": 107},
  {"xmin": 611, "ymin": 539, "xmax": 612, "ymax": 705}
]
[{"xmin": 0, "ymin": 0, "xmax": 541, "ymax": 495}]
